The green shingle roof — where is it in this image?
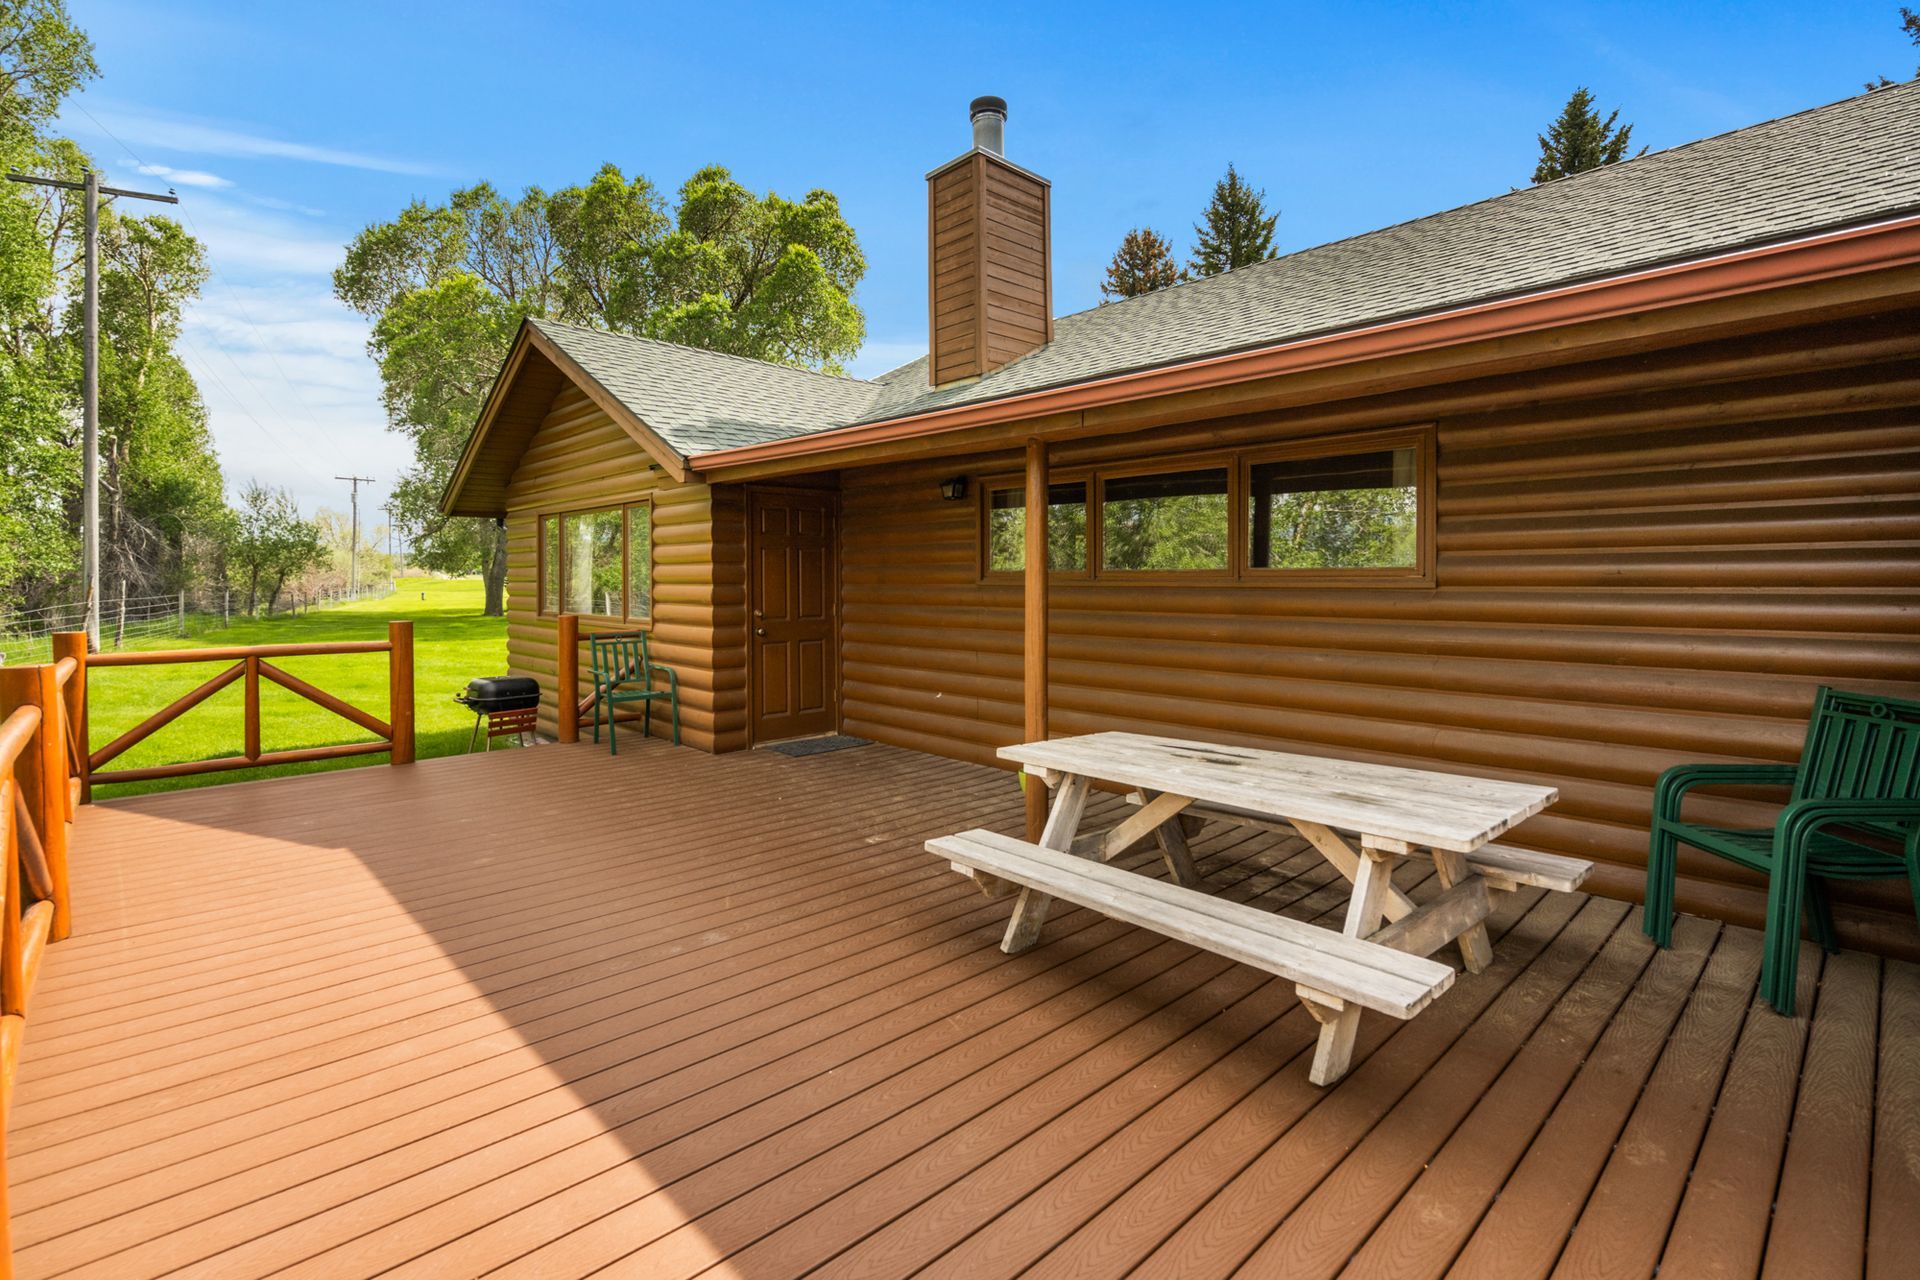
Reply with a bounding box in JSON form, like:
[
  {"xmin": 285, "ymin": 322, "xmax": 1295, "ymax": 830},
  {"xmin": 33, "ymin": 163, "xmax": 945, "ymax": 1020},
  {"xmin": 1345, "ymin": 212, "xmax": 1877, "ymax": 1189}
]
[{"xmin": 533, "ymin": 81, "xmax": 1920, "ymax": 462}]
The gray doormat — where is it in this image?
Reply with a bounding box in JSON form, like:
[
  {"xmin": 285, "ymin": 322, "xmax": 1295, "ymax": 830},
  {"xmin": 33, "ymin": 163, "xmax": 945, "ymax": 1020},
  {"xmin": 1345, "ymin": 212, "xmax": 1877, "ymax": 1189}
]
[{"xmin": 765, "ymin": 734, "xmax": 873, "ymax": 758}]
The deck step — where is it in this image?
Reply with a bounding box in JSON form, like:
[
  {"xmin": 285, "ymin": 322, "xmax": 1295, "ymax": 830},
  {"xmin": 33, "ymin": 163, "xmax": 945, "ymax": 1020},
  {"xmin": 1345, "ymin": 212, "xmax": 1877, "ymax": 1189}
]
[{"xmin": 929, "ymin": 828, "xmax": 1454, "ymax": 1019}]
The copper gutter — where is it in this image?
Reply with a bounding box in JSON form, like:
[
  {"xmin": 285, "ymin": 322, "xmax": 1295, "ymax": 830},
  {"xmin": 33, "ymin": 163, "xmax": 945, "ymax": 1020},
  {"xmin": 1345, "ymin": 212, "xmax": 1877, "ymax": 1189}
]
[{"xmin": 689, "ymin": 213, "xmax": 1920, "ymax": 474}]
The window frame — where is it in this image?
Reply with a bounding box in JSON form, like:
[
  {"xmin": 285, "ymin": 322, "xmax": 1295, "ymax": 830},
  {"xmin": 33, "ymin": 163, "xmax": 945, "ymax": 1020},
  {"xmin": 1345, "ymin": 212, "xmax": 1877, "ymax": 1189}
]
[
  {"xmin": 536, "ymin": 498, "xmax": 656, "ymax": 625},
  {"xmin": 973, "ymin": 426, "xmax": 1436, "ymax": 588}
]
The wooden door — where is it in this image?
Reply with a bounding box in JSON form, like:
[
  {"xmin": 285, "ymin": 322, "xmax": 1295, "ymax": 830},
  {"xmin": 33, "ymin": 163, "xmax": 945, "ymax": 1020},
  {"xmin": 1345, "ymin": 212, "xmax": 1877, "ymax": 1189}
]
[{"xmin": 748, "ymin": 488, "xmax": 838, "ymax": 743}]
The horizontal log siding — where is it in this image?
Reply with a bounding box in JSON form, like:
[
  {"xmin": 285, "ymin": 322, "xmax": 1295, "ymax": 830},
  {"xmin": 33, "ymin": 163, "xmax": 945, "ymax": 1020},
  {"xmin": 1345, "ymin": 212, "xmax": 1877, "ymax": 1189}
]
[
  {"xmin": 504, "ymin": 385, "xmax": 747, "ymax": 752},
  {"xmin": 836, "ymin": 315, "xmax": 1920, "ymax": 956}
]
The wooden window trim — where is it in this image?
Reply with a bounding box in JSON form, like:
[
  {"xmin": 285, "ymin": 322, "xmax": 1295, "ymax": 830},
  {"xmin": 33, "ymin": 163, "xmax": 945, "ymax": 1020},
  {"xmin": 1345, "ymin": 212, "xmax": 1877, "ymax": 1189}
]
[
  {"xmin": 968, "ymin": 426, "xmax": 1438, "ymax": 589},
  {"xmin": 538, "ymin": 502, "xmax": 657, "ymax": 628},
  {"xmin": 978, "ymin": 472, "xmax": 1093, "ymax": 581},
  {"xmin": 1238, "ymin": 426, "xmax": 1437, "ymax": 588}
]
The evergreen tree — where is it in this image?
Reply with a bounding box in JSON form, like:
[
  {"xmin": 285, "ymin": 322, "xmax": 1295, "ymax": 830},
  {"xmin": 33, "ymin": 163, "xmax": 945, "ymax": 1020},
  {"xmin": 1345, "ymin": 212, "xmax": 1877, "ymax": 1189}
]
[
  {"xmin": 1100, "ymin": 227, "xmax": 1182, "ymax": 300},
  {"xmin": 1866, "ymin": 7, "xmax": 1920, "ymax": 87},
  {"xmin": 1188, "ymin": 164, "xmax": 1278, "ymax": 277},
  {"xmin": 1533, "ymin": 88, "xmax": 1645, "ymax": 184}
]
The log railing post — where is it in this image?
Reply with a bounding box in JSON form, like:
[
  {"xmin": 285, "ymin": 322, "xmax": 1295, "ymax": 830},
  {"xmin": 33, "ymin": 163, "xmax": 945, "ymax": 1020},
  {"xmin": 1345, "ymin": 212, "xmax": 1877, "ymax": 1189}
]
[
  {"xmin": 243, "ymin": 656, "xmax": 261, "ymax": 762},
  {"xmin": 388, "ymin": 620, "xmax": 414, "ymax": 765},
  {"xmin": 51, "ymin": 632, "xmax": 87, "ymax": 805},
  {"xmin": 557, "ymin": 614, "xmax": 580, "ymax": 744},
  {"xmin": 0, "ymin": 663, "xmax": 69, "ymax": 940},
  {"xmin": 1023, "ymin": 437, "xmax": 1050, "ymax": 842}
]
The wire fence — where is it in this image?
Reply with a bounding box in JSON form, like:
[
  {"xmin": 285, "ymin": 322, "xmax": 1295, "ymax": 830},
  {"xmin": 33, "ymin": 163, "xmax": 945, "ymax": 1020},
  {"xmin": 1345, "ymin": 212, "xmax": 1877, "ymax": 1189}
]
[{"xmin": 0, "ymin": 579, "xmax": 399, "ymax": 666}]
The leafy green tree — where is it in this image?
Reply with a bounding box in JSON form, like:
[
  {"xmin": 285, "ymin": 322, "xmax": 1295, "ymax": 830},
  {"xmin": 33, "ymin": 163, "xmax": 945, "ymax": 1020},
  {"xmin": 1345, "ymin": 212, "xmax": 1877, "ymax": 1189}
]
[
  {"xmin": 1101, "ymin": 227, "xmax": 1183, "ymax": 300},
  {"xmin": 334, "ymin": 164, "xmax": 867, "ymax": 616},
  {"xmin": 0, "ymin": 0, "xmax": 96, "ymax": 140},
  {"xmin": 1533, "ymin": 88, "xmax": 1646, "ymax": 183},
  {"xmin": 228, "ymin": 481, "xmax": 323, "ymax": 614},
  {"xmin": 1189, "ymin": 164, "xmax": 1278, "ymax": 278}
]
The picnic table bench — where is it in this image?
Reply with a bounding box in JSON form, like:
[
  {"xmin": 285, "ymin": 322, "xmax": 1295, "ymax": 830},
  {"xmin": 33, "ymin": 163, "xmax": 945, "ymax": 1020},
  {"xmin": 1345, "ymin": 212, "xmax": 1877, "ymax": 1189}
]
[{"xmin": 929, "ymin": 732, "xmax": 1590, "ymax": 1084}]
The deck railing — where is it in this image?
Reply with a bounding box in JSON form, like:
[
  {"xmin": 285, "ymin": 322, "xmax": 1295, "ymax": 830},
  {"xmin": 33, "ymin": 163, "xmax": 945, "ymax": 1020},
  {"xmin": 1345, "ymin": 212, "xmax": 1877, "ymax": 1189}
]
[{"xmin": 74, "ymin": 621, "xmax": 415, "ymax": 790}]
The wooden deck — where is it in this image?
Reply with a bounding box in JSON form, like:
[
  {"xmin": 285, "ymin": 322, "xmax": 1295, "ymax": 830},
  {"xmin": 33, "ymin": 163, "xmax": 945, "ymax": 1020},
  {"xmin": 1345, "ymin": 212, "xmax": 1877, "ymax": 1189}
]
[{"xmin": 6, "ymin": 741, "xmax": 1915, "ymax": 1279}]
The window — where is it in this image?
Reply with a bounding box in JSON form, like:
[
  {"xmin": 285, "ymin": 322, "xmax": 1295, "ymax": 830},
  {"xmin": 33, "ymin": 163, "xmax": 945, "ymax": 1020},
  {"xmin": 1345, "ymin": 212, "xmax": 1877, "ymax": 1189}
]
[
  {"xmin": 986, "ymin": 482, "xmax": 1088, "ymax": 573},
  {"xmin": 1101, "ymin": 467, "xmax": 1230, "ymax": 572},
  {"xmin": 1248, "ymin": 446, "xmax": 1418, "ymax": 571},
  {"xmin": 973, "ymin": 427, "xmax": 1433, "ymax": 586},
  {"xmin": 538, "ymin": 501, "xmax": 653, "ymax": 621}
]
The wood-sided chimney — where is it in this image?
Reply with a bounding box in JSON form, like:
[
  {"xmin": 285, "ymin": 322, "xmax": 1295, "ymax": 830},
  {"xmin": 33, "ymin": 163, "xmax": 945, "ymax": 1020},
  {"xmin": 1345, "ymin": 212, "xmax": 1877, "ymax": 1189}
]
[{"xmin": 926, "ymin": 96, "xmax": 1053, "ymax": 386}]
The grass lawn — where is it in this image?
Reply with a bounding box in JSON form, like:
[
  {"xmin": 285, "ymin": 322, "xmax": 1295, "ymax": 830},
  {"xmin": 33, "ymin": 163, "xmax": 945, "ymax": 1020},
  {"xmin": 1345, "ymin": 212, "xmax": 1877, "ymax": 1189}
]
[{"xmin": 84, "ymin": 577, "xmax": 513, "ymax": 798}]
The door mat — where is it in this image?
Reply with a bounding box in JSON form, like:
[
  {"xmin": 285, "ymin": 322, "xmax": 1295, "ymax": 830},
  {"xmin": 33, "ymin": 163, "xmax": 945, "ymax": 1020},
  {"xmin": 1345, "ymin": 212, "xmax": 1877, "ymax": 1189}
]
[{"xmin": 765, "ymin": 735, "xmax": 873, "ymax": 758}]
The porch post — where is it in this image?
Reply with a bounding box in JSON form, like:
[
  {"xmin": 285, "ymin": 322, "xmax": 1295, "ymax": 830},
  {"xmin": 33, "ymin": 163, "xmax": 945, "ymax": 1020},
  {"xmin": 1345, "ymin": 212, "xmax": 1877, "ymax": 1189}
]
[
  {"xmin": 556, "ymin": 613, "xmax": 580, "ymax": 743},
  {"xmin": 1023, "ymin": 437, "xmax": 1049, "ymax": 841}
]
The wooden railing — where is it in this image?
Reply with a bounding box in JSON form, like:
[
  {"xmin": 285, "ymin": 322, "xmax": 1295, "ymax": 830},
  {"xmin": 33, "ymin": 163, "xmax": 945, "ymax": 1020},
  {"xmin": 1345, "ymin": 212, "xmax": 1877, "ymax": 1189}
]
[
  {"xmin": 0, "ymin": 647, "xmax": 81, "ymax": 1269},
  {"xmin": 74, "ymin": 621, "xmax": 415, "ymax": 789}
]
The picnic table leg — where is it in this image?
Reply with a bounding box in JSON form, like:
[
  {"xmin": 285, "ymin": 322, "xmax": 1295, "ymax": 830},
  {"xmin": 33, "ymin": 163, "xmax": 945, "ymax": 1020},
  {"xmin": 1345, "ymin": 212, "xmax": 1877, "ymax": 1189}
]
[
  {"xmin": 1429, "ymin": 846, "xmax": 1494, "ymax": 973},
  {"xmin": 1002, "ymin": 773, "xmax": 1091, "ymax": 955},
  {"xmin": 1153, "ymin": 804, "xmax": 1201, "ymax": 887},
  {"xmin": 1291, "ymin": 819, "xmax": 1416, "ymax": 922},
  {"xmin": 1302, "ymin": 841, "xmax": 1398, "ymax": 1085}
]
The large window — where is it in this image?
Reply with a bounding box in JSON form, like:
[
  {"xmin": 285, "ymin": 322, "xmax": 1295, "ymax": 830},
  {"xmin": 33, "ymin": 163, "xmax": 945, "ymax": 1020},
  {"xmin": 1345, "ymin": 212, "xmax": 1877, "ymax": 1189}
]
[
  {"xmin": 978, "ymin": 428, "xmax": 1432, "ymax": 585},
  {"xmin": 539, "ymin": 501, "xmax": 653, "ymax": 620},
  {"xmin": 986, "ymin": 482, "xmax": 1088, "ymax": 573}
]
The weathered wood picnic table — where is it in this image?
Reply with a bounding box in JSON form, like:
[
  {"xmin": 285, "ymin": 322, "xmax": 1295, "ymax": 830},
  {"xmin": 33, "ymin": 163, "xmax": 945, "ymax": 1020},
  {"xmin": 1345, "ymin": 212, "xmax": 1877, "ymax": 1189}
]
[{"xmin": 930, "ymin": 732, "xmax": 1588, "ymax": 1084}]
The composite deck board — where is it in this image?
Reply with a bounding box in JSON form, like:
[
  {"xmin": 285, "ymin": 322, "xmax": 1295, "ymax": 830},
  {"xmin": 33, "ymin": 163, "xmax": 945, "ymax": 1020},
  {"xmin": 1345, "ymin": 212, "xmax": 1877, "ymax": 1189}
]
[{"xmin": 2, "ymin": 741, "xmax": 1907, "ymax": 1278}]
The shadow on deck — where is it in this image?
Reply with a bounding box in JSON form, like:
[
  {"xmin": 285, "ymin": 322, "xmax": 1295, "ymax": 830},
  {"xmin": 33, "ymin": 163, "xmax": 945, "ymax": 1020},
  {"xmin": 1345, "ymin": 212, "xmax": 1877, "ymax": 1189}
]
[{"xmin": 6, "ymin": 741, "xmax": 1916, "ymax": 1278}]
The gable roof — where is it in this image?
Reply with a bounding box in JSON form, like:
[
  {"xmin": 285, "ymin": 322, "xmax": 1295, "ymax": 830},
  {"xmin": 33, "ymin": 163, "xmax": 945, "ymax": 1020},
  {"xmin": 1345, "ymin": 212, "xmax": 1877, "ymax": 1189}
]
[{"xmin": 444, "ymin": 81, "xmax": 1920, "ymax": 510}]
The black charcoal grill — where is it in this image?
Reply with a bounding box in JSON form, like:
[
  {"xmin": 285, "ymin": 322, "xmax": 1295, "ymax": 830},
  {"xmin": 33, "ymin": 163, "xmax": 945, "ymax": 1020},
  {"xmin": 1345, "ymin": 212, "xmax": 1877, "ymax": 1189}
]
[{"xmin": 455, "ymin": 675, "xmax": 541, "ymax": 751}]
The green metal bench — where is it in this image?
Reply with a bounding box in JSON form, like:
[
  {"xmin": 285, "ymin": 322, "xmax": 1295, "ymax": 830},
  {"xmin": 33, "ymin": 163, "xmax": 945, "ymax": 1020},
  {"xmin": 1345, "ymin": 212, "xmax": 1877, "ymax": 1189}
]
[
  {"xmin": 588, "ymin": 631, "xmax": 680, "ymax": 754},
  {"xmin": 1644, "ymin": 686, "xmax": 1920, "ymax": 1015}
]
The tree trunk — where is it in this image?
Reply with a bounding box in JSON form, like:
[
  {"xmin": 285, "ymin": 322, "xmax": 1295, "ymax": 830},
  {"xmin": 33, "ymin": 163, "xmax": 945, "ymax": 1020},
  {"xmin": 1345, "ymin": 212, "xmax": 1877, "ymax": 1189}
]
[{"xmin": 482, "ymin": 521, "xmax": 508, "ymax": 616}]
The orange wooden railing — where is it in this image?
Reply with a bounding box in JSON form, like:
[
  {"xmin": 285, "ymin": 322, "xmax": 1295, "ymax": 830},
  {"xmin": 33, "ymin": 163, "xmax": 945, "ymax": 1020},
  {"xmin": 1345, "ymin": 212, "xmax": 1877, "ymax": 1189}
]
[
  {"xmin": 0, "ymin": 647, "xmax": 81, "ymax": 1271},
  {"xmin": 75, "ymin": 621, "xmax": 415, "ymax": 790}
]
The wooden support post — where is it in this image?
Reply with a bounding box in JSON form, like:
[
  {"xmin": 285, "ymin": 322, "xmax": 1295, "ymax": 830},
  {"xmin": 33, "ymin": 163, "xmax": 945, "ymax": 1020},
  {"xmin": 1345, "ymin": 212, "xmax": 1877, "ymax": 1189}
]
[
  {"xmin": 51, "ymin": 632, "xmax": 87, "ymax": 805},
  {"xmin": 556, "ymin": 613, "xmax": 580, "ymax": 744},
  {"xmin": 1023, "ymin": 437, "xmax": 1048, "ymax": 842},
  {"xmin": 0, "ymin": 663, "xmax": 70, "ymax": 940},
  {"xmin": 114, "ymin": 580, "xmax": 126, "ymax": 649},
  {"xmin": 177, "ymin": 589, "xmax": 186, "ymax": 636},
  {"xmin": 387, "ymin": 620, "xmax": 414, "ymax": 765},
  {"xmin": 1306, "ymin": 841, "xmax": 1398, "ymax": 1085},
  {"xmin": 1002, "ymin": 772, "xmax": 1090, "ymax": 955},
  {"xmin": 1430, "ymin": 845, "xmax": 1494, "ymax": 973},
  {"xmin": 243, "ymin": 655, "xmax": 261, "ymax": 762}
]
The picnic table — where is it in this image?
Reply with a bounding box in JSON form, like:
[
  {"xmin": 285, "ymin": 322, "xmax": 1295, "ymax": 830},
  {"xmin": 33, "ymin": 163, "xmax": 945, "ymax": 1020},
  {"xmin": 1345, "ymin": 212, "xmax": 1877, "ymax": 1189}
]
[{"xmin": 930, "ymin": 732, "xmax": 1587, "ymax": 1085}]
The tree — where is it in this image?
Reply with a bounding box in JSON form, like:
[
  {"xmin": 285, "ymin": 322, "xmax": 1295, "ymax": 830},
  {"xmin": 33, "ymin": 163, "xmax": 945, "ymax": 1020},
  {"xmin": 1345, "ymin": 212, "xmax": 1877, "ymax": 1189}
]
[
  {"xmin": 1101, "ymin": 227, "xmax": 1183, "ymax": 300},
  {"xmin": 1189, "ymin": 164, "xmax": 1278, "ymax": 278},
  {"xmin": 334, "ymin": 164, "xmax": 867, "ymax": 617},
  {"xmin": 1533, "ymin": 88, "xmax": 1645, "ymax": 184},
  {"xmin": 0, "ymin": 0, "xmax": 96, "ymax": 140},
  {"xmin": 1867, "ymin": 7, "xmax": 1920, "ymax": 86},
  {"xmin": 228, "ymin": 481, "xmax": 323, "ymax": 614}
]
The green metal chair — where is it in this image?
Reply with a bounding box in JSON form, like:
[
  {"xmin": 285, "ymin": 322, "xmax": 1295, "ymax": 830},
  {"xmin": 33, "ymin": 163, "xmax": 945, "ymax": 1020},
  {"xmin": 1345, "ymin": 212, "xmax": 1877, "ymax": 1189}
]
[
  {"xmin": 1644, "ymin": 687, "xmax": 1920, "ymax": 1015},
  {"xmin": 588, "ymin": 630, "xmax": 680, "ymax": 754}
]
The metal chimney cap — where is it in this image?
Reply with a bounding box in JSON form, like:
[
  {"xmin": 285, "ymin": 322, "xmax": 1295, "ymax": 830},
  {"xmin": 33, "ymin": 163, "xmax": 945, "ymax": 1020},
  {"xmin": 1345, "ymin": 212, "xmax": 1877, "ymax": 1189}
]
[{"xmin": 969, "ymin": 95, "xmax": 1008, "ymax": 120}]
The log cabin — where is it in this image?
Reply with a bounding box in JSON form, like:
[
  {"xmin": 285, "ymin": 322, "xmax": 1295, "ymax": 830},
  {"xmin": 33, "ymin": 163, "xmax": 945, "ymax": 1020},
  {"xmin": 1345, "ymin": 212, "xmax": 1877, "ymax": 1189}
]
[{"xmin": 442, "ymin": 86, "xmax": 1920, "ymax": 957}]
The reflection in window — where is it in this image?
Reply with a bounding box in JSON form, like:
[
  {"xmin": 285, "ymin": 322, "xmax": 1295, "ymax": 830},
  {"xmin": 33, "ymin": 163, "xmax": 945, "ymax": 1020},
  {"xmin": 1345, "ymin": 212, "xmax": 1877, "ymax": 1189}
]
[
  {"xmin": 626, "ymin": 505, "xmax": 653, "ymax": 618},
  {"xmin": 1101, "ymin": 468, "xmax": 1230, "ymax": 571},
  {"xmin": 563, "ymin": 509, "xmax": 624, "ymax": 616},
  {"xmin": 1248, "ymin": 447, "xmax": 1417, "ymax": 569},
  {"xmin": 541, "ymin": 515, "xmax": 560, "ymax": 614},
  {"xmin": 988, "ymin": 483, "xmax": 1088, "ymax": 572}
]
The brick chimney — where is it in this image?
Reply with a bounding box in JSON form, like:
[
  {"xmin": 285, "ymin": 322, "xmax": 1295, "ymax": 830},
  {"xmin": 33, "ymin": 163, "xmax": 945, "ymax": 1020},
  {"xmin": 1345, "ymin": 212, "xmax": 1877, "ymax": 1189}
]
[{"xmin": 926, "ymin": 96, "xmax": 1053, "ymax": 386}]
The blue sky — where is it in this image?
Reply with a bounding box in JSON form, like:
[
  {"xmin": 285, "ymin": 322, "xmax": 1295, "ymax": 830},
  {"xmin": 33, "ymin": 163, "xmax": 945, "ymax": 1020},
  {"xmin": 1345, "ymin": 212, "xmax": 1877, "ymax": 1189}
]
[{"xmin": 59, "ymin": 0, "xmax": 1911, "ymax": 515}]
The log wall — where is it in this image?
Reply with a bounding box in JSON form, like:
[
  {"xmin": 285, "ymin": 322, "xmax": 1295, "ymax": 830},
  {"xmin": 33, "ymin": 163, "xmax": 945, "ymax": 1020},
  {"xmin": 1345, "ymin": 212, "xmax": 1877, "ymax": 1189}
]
[{"xmin": 835, "ymin": 311, "xmax": 1920, "ymax": 955}]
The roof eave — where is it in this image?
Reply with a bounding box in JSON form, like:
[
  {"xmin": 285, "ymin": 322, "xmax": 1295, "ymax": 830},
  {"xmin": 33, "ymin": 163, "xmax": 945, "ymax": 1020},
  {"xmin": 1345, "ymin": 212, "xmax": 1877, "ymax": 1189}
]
[{"xmin": 688, "ymin": 212, "xmax": 1920, "ymax": 480}]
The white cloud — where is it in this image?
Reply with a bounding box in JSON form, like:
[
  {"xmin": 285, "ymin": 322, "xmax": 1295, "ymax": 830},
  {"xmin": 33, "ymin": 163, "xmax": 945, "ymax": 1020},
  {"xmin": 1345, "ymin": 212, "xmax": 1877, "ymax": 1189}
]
[
  {"xmin": 70, "ymin": 104, "xmax": 438, "ymax": 176},
  {"xmin": 135, "ymin": 163, "xmax": 231, "ymax": 189}
]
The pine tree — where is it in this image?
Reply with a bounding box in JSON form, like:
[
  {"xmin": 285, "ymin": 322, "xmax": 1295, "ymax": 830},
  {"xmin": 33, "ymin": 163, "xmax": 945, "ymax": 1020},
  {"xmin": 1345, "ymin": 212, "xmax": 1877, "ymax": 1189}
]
[
  {"xmin": 1533, "ymin": 88, "xmax": 1646, "ymax": 184},
  {"xmin": 1867, "ymin": 6, "xmax": 1920, "ymax": 86},
  {"xmin": 1188, "ymin": 164, "xmax": 1278, "ymax": 278},
  {"xmin": 1101, "ymin": 227, "xmax": 1183, "ymax": 300}
]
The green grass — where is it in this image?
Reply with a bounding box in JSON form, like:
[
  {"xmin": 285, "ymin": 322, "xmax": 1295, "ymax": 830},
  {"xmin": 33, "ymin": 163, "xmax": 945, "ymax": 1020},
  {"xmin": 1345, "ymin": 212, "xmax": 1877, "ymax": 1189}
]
[{"xmin": 85, "ymin": 577, "xmax": 512, "ymax": 798}]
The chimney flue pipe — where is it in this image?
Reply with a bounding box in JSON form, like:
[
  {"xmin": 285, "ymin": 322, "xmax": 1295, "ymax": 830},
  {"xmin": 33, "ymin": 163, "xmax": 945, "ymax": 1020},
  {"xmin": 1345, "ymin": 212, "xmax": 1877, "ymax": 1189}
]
[{"xmin": 970, "ymin": 95, "xmax": 1007, "ymax": 155}]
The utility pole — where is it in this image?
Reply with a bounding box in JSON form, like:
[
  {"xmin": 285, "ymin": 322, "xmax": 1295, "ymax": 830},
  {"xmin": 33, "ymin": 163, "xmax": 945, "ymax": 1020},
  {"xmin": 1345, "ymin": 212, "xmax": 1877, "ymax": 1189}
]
[
  {"xmin": 7, "ymin": 170, "xmax": 177, "ymax": 650},
  {"xmin": 335, "ymin": 474, "xmax": 374, "ymax": 597}
]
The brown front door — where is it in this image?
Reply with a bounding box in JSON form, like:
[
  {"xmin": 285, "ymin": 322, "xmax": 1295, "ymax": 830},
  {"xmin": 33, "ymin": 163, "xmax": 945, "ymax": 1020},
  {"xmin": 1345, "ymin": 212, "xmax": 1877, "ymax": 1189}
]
[{"xmin": 748, "ymin": 488, "xmax": 838, "ymax": 744}]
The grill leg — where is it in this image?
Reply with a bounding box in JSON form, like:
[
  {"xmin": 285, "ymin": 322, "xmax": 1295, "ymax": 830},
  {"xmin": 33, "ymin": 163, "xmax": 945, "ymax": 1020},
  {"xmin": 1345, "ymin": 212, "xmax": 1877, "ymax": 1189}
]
[{"xmin": 468, "ymin": 714, "xmax": 482, "ymax": 754}]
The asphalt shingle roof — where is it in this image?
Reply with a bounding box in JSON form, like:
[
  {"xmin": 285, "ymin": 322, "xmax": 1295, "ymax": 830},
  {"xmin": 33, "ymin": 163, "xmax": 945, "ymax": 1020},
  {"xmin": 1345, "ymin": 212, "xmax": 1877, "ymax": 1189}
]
[{"xmin": 535, "ymin": 81, "xmax": 1920, "ymax": 460}]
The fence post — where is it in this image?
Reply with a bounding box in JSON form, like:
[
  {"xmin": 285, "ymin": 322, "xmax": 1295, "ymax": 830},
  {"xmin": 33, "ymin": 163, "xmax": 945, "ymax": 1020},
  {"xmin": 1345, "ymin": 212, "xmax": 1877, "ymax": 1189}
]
[
  {"xmin": 388, "ymin": 620, "xmax": 414, "ymax": 765},
  {"xmin": 557, "ymin": 613, "xmax": 580, "ymax": 744},
  {"xmin": 114, "ymin": 580, "xmax": 126, "ymax": 649},
  {"xmin": 177, "ymin": 590, "xmax": 186, "ymax": 636},
  {"xmin": 0, "ymin": 660, "xmax": 72, "ymax": 942},
  {"xmin": 224, "ymin": 588, "xmax": 230, "ymax": 628},
  {"xmin": 51, "ymin": 632, "xmax": 87, "ymax": 805}
]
